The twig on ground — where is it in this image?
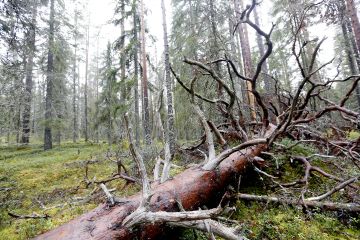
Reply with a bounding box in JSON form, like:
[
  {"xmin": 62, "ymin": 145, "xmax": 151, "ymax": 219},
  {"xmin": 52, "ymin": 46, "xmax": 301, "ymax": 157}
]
[
  {"xmin": 8, "ymin": 212, "xmax": 50, "ymax": 219},
  {"xmin": 306, "ymin": 176, "xmax": 359, "ymax": 201},
  {"xmin": 237, "ymin": 193, "xmax": 360, "ymax": 212}
]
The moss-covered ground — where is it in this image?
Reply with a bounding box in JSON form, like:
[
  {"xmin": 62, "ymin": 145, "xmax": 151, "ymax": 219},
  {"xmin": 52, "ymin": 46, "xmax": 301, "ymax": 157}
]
[
  {"xmin": 0, "ymin": 139, "xmax": 359, "ymax": 239},
  {"xmin": 179, "ymin": 138, "xmax": 359, "ymax": 239},
  {"xmin": 0, "ymin": 142, "xmax": 139, "ymax": 239}
]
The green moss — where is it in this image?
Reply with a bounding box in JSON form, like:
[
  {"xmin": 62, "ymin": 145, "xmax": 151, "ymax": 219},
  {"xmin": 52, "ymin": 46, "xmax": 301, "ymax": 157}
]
[
  {"xmin": 230, "ymin": 137, "xmax": 360, "ymax": 239},
  {"xmin": 0, "ymin": 142, "xmax": 135, "ymax": 239},
  {"xmin": 233, "ymin": 201, "xmax": 359, "ymax": 240},
  {"xmin": 1, "ymin": 138, "xmax": 358, "ymax": 239},
  {"xmin": 277, "ymin": 138, "xmax": 316, "ymax": 157},
  {"xmin": 347, "ymin": 130, "xmax": 360, "ymax": 140},
  {"xmin": 177, "ymin": 228, "xmax": 208, "ymax": 240}
]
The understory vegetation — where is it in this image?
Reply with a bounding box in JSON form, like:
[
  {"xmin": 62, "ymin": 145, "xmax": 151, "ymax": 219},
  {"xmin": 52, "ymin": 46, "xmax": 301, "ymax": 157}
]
[{"xmin": 1, "ymin": 140, "xmax": 358, "ymax": 239}]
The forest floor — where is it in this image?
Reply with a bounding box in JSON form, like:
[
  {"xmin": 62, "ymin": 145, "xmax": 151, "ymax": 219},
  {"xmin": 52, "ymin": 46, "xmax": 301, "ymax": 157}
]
[{"xmin": 0, "ymin": 140, "xmax": 359, "ymax": 239}]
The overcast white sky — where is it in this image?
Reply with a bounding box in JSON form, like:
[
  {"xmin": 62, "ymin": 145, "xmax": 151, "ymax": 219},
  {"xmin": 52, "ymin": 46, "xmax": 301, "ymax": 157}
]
[
  {"xmin": 78, "ymin": 0, "xmax": 337, "ymax": 84},
  {"xmin": 86, "ymin": 0, "xmax": 172, "ymax": 59}
]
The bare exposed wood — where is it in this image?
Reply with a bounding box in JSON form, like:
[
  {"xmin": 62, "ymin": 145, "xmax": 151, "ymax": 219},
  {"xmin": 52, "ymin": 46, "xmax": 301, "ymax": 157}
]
[
  {"xmin": 99, "ymin": 183, "xmax": 115, "ymax": 206},
  {"xmin": 154, "ymin": 156, "xmax": 162, "ymax": 182},
  {"xmin": 171, "ymin": 219, "xmax": 248, "ymax": 240},
  {"xmin": 123, "ymin": 206, "xmax": 222, "ymax": 228}
]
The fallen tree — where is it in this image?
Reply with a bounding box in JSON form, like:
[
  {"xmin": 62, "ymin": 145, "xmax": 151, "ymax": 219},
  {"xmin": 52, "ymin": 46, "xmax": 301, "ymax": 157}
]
[
  {"xmin": 34, "ymin": 1, "xmax": 360, "ymax": 239},
  {"xmin": 34, "ymin": 137, "xmax": 269, "ymax": 239}
]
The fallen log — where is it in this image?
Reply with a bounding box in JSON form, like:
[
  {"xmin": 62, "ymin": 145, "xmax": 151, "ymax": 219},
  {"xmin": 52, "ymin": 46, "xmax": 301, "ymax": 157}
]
[{"xmin": 34, "ymin": 143, "xmax": 267, "ymax": 240}]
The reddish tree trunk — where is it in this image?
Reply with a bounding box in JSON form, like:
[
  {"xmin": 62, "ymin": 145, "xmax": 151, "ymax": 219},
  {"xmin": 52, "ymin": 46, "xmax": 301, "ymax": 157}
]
[
  {"xmin": 34, "ymin": 144, "xmax": 267, "ymax": 239},
  {"xmin": 234, "ymin": 0, "xmax": 256, "ymax": 121},
  {"xmin": 346, "ymin": 0, "xmax": 360, "ymax": 51}
]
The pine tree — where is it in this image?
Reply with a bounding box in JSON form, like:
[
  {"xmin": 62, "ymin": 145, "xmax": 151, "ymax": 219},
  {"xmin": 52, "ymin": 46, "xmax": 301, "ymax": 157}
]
[
  {"xmin": 160, "ymin": 0, "xmax": 176, "ymax": 182},
  {"xmin": 21, "ymin": 0, "xmax": 38, "ymax": 144},
  {"xmin": 140, "ymin": 0, "xmax": 151, "ymax": 145},
  {"xmin": 44, "ymin": 0, "xmax": 55, "ymax": 150}
]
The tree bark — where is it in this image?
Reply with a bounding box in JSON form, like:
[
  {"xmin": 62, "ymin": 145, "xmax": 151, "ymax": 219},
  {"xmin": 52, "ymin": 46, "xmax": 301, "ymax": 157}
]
[
  {"xmin": 105, "ymin": 43, "xmax": 113, "ymax": 146},
  {"xmin": 342, "ymin": 0, "xmax": 360, "ymax": 107},
  {"xmin": 346, "ymin": 0, "xmax": 360, "ymax": 51},
  {"xmin": 209, "ymin": 0, "xmax": 223, "ymax": 96},
  {"xmin": 161, "ymin": 0, "xmax": 176, "ymax": 182},
  {"xmin": 21, "ymin": 0, "xmax": 37, "ymax": 144},
  {"xmin": 341, "ymin": 16, "xmax": 360, "ymax": 107},
  {"xmin": 44, "ymin": 0, "xmax": 55, "ymax": 150},
  {"xmin": 140, "ymin": 0, "xmax": 151, "ymax": 145},
  {"xmin": 133, "ymin": 6, "xmax": 140, "ymax": 146},
  {"xmin": 72, "ymin": 9, "xmax": 78, "ymax": 143},
  {"xmin": 34, "ymin": 142, "xmax": 268, "ymax": 239},
  {"xmin": 120, "ymin": 0, "xmax": 126, "ymax": 103},
  {"xmin": 84, "ymin": 18, "xmax": 89, "ymax": 142},
  {"xmin": 95, "ymin": 34, "xmax": 100, "ymax": 143},
  {"xmin": 234, "ymin": 0, "xmax": 256, "ymax": 121}
]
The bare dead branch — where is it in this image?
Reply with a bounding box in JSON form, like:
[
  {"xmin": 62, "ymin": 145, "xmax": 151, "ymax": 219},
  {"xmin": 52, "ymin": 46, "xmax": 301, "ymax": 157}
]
[
  {"xmin": 237, "ymin": 193, "xmax": 360, "ymax": 212},
  {"xmin": 208, "ymin": 120, "xmax": 228, "ymax": 148},
  {"xmin": 184, "ymin": 58, "xmax": 236, "ymax": 110},
  {"xmin": 124, "ymin": 113, "xmax": 151, "ymax": 206},
  {"xmin": 193, "ymin": 103, "xmax": 216, "ymax": 163},
  {"xmin": 8, "ymin": 212, "xmax": 50, "ymax": 219},
  {"xmin": 170, "ymin": 64, "xmax": 227, "ymax": 106},
  {"xmin": 122, "ymin": 202, "xmax": 222, "ymax": 229},
  {"xmin": 171, "ymin": 219, "xmax": 248, "ymax": 240},
  {"xmin": 306, "ymin": 176, "xmax": 358, "ymax": 201}
]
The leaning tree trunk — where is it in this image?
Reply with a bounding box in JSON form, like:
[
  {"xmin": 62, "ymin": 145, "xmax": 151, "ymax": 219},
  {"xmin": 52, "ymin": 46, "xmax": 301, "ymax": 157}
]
[{"xmin": 34, "ymin": 143, "xmax": 268, "ymax": 239}]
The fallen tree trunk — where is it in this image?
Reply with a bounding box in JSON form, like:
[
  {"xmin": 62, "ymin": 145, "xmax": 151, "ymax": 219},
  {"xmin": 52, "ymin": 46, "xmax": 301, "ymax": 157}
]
[{"xmin": 34, "ymin": 143, "xmax": 267, "ymax": 240}]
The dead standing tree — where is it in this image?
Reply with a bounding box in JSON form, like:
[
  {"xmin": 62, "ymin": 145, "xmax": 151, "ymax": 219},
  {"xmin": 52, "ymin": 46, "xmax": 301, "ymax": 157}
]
[{"xmin": 35, "ymin": 1, "xmax": 359, "ymax": 239}]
